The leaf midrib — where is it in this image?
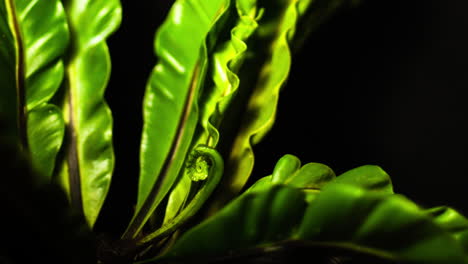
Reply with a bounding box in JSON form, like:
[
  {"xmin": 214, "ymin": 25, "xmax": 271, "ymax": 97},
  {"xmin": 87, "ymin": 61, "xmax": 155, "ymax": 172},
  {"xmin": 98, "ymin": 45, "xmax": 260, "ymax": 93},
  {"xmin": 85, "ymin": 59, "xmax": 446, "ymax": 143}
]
[
  {"xmin": 5, "ymin": 0, "xmax": 27, "ymax": 151},
  {"xmin": 122, "ymin": 62, "xmax": 202, "ymax": 240},
  {"xmin": 64, "ymin": 65, "xmax": 83, "ymax": 215}
]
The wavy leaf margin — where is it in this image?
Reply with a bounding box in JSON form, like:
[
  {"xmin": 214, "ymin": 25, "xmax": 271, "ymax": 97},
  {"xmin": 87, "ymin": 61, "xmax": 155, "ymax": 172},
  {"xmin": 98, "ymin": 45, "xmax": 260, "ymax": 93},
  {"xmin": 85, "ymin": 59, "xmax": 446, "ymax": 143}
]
[{"xmin": 58, "ymin": 0, "xmax": 121, "ymax": 227}]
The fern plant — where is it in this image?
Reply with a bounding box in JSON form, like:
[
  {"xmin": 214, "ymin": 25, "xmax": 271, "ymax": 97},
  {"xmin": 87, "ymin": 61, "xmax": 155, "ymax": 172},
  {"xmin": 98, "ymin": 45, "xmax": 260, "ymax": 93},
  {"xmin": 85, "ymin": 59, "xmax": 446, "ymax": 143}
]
[{"xmin": 1, "ymin": 0, "xmax": 468, "ymax": 264}]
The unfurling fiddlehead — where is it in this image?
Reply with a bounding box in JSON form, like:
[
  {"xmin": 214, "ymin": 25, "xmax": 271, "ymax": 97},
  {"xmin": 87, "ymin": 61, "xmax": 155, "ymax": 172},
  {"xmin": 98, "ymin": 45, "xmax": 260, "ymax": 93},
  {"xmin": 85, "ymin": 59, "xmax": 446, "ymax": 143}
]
[
  {"xmin": 185, "ymin": 146, "xmax": 215, "ymax": 182},
  {"xmin": 137, "ymin": 145, "xmax": 224, "ymax": 246}
]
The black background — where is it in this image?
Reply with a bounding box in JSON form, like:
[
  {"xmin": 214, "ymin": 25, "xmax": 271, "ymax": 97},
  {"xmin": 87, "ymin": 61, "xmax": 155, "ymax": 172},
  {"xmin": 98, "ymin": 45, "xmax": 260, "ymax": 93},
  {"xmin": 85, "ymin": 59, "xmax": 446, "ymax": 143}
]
[{"xmin": 100, "ymin": 0, "xmax": 468, "ymax": 233}]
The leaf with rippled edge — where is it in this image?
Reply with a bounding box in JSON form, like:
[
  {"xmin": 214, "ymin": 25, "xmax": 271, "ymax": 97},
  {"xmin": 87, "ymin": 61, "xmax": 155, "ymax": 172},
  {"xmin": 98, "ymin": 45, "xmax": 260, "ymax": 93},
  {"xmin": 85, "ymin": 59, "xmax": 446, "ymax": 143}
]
[
  {"xmin": 208, "ymin": 0, "xmax": 312, "ymax": 211},
  {"xmin": 57, "ymin": 0, "xmax": 121, "ymax": 227},
  {"xmin": 194, "ymin": 0, "xmax": 259, "ymax": 148},
  {"xmin": 162, "ymin": 0, "xmax": 260, "ymax": 229},
  {"xmin": 149, "ymin": 182, "xmax": 468, "ymax": 264},
  {"xmin": 209, "ymin": 0, "xmax": 355, "ymax": 212},
  {"xmin": 0, "ymin": 0, "xmax": 69, "ymax": 179},
  {"xmin": 123, "ymin": 0, "xmax": 230, "ymax": 240}
]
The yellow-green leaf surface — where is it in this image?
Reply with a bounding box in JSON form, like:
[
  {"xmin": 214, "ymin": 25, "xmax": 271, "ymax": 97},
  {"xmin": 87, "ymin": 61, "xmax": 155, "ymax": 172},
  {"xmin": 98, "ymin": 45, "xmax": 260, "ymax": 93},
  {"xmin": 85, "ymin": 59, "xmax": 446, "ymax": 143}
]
[
  {"xmin": 27, "ymin": 105, "xmax": 65, "ymax": 177},
  {"xmin": 426, "ymin": 206, "xmax": 468, "ymax": 255},
  {"xmin": 0, "ymin": 0, "xmax": 69, "ymax": 179},
  {"xmin": 246, "ymin": 154, "xmax": 392, "ymax": 203},
  {"xmin": 333, "ymin": 164, "xmax": 394, "ymax": 194},
  {"xmin": 211, "ymin": 0, "xmax": 313, "ymax": 210},
  {"xmin": 144, "ymin": 156, "xmax": 407, "ymax": 263},
  {"xmin": 124, "ymin": 0, "xmax": 230, "ymax": 239},
  {"xmin": 162, "ymin": 0, "xmax": 260, "ymax": 230},
  {"xmin": 153, "ymin": 183, "xmax": 468, "ymax": 264},
  {"xmin": 245, "ymin": 154, "xmax": 335, "ymax": 195},
  {"xmin": 58, "ymin": 0, "xmax": 121, "ymax": 227},
  {"xmin": 195, "ymin": 0, "xmax": 259, "ymax": 148}
]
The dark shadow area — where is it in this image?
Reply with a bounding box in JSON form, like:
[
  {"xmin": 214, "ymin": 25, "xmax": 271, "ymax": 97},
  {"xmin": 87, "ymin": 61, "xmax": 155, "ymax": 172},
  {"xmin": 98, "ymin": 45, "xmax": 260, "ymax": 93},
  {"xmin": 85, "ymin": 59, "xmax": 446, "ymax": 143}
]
[{"xmin": 254, "ymin": 0, "xmax": 468, "ymax": 213}]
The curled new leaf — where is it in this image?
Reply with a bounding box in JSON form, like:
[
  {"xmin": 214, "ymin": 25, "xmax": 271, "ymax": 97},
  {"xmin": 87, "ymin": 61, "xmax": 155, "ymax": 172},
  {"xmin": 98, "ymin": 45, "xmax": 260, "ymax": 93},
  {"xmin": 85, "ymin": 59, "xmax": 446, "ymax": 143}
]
[{"xmin": 137, "ymin": 146, "xmax": 224, "ymax": 246}]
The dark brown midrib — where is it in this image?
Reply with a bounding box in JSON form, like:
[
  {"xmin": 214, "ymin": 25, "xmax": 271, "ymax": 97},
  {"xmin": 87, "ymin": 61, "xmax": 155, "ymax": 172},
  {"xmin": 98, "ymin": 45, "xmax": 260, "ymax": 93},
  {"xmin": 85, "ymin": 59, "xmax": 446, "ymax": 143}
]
[
  {"xmin": 7, "ymin": 0, "xmax": 28, "ymax": 151},
  {"xmin": 66, "ymin": 86, "xmax": 84, "ymax": 215},
  {"xmin": 122, "ymin": 62, "xmax": 201, "ymax": 240},
  {"xmin": 60, "ymin": 1, "xmax": 84, "ymax": 218}
]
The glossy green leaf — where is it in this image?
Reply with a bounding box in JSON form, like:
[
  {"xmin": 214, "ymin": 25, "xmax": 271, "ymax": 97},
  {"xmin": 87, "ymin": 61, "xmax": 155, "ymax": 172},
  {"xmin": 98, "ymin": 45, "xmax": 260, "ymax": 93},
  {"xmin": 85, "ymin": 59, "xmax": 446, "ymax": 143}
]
[
  {"xmin": 0, "ymin": 0, "xmax": 69, "ymax": 179},
  {"xmin": 334, "ymin": 164, "xmax": 394, "ymax": 194},
  {"xmin": 58, "ymin": 0, "xmax": 121, "ymax": 227},
  {"xmin": 152, "ymin": 182, "xmax": 468, "ymax": 264},
  {"xmin": 151, "ymin": 155, "xmax": 466, "ymax": 263},
  {"xmin": 247, "ymin": 155, "xmax": 392, "ymax": 200},
  {"xmin": 285, "ymin": 161, "xmax": 335, "ymax": 189},
  {"xmin": 27, "ymin": 104, "xmax": 65, "ymax": 177},
  {"xmin": 270, "ymin": 154, "xmax": 301, "ymax": 182},
  {"xmin": 124, "ymin": 0, "xmax": 230, "ymax": 239},
  {"xmin": 144, "ymin": 185, "xmax": 306, "ymax": 263},
  {"xmin": 297, "ymin": 183, "xmax": 467, "ymax": 263},
  {"xmin": 162, "ymin": 171, "xmax": 193, "ymax": 226},
  {"xmin": 18, "ymin": 0, "xmax": 69, "ymax": 110},
  {"xmin": 246, "ymin": 154, "xmax": 335, "ymax": 195},
  {"xmin": 249, "ymin": 156, "xmax": 394, "ymax": 207}
]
